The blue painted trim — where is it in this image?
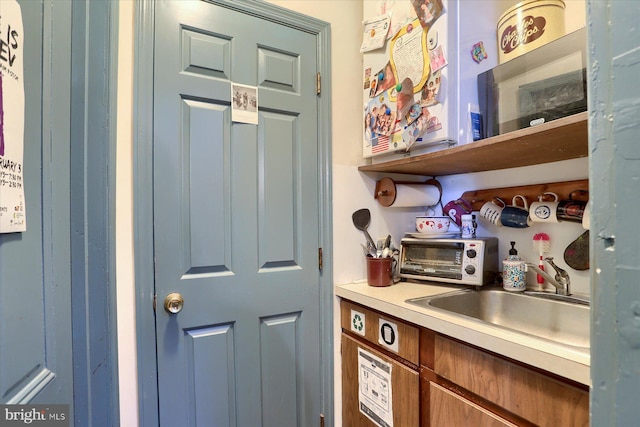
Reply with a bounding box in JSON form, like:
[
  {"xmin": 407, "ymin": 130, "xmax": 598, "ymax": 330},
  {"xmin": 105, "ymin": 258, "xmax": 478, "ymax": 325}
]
[
  {"xmin": 134, "ymin": 1, "xmax": 333, "ymax": 425},
  {"xmin": 133, "ymin": 1, "xmax": 160, "ymax": 426},
  {"xmin": 69, "ymin": 0, "xmax": 120, "ymax": 424}
]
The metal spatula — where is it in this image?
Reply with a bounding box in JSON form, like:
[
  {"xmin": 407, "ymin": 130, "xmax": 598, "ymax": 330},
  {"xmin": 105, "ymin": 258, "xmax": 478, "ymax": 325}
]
[{"xmin": 352, "ymin": 208, "xmax": 377, "ymax": 255}]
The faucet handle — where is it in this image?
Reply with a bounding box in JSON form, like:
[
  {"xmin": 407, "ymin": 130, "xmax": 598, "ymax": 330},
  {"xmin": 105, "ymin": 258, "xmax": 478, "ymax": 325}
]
[{"xmin": 544, "ymin": 257, "xmax": 570, "ymax": 282}]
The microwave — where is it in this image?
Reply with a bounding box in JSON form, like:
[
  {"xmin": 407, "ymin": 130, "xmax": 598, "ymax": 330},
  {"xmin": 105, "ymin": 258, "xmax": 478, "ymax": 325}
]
[
  {"xmin": 477, "ymin": 28, "xmax": 587, "ymax": 138},
  {"xmin": 399, "ymin": 237, "xmax": 499, "ymax": 286}
]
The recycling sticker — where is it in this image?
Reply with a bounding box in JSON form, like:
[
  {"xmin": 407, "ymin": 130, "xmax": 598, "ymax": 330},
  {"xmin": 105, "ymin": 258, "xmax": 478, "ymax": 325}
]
[{"xmin": 351, "ymin": 309, "xmax": 366, "ymax": 336}]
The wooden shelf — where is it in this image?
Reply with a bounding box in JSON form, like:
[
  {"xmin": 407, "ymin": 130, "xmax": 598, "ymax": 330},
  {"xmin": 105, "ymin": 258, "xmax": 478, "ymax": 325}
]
[
  {"xmin": 460, "ymin": 179, "xmax": 589, "ymax": 211},
  {"xmin": 358, "ymin": 111, "xmax": 588, "ymax": 176}
]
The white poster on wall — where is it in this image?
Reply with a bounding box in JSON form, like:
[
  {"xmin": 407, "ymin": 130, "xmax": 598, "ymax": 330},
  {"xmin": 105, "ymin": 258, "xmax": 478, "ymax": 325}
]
[
  {"xmin": 358, "ymin": 347, "xmax": 393, "ymax": 427},
  {"xmin": 0, "ymin": 0, "xmax": 26, "ymax": 233}
]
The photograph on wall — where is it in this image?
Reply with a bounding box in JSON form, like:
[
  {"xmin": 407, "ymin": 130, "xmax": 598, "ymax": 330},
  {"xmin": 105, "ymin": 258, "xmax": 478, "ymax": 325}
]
[
  {"xmin": 369, "ymin": 62, "xmax": 397, "ymax": 98},
  {"xmin": 410, "ymin": 0, "xmax": 444, "ymax": 29},
  {"xmin": 231, "ymin": 83, "xmax": 258, "ymax": 125},
  {"xmin": 0, "ymin": 0, "xmax": 26, "ymax": 233},
  {"xmin": 364, "ymin": 89, "xmax": 400, "ymax": 156},
  {"xmin": 421, "ymin": 70, "xmax": 442, "ymax": 106}
]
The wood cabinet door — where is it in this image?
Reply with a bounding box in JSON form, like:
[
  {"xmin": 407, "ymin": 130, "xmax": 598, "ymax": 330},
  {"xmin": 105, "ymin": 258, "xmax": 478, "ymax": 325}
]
[
  {"xmin": 434, "ymin": 336, "xmax": 589, "ymax": 426},
  {"xmin": 342, "ymin": 333, "xmax": 419, "ymax": 427},
  {"xmin": 430, "ymin": 383, "xmax": 518, "ymax": 427}
]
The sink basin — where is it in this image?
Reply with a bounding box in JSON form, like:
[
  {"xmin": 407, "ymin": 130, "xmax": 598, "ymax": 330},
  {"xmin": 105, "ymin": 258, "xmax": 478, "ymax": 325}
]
[{"xmin": 406, "ymin": 289, "xmax": 590, "ymax": 349}]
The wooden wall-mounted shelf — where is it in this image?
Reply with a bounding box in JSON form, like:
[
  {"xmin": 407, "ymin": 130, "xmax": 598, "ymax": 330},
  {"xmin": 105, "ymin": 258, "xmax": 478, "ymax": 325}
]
[
  {"xmin": 460, "ymin": 179, "xmax": 589, "ymax": 211},
  {"xmin": 358, "ymin": 112, "xmax": 588, "ymax": 176}
]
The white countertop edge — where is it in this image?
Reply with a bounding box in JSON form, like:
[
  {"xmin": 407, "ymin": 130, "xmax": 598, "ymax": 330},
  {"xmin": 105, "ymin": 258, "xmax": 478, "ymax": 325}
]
[{"xmin": 335, "ymin": 280, "xmax": 591, "ymax": 386}]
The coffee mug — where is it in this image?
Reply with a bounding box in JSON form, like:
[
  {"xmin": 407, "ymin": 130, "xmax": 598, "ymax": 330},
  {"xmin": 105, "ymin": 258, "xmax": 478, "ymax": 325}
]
[
  {"xmin": 443, "ymin": 198, "xmax": 473, "ymax": 227},
  {"xmin": 529, "ymin": 192, "xmax": 559, "ymax": 223},
  {"xmin": 557, "ymin": 199, "xmax": 587, "ymax": 223},
  {"xmin": 479, "ymin": 197, "xmax": 506, "ymax": 226},
  {"xmin": 582, "ymin": 201, "xmax": 591, "ymax": 229},
  {"xmin": 500, "ymin": 195, "xmax": 532, "ymax": 228},
  {"xmin": 503, "ymin": 260, "xmax": 527, "ymax": 291}
]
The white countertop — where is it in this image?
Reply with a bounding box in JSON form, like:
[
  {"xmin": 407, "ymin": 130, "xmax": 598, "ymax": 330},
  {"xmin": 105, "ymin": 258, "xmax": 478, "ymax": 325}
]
[{"xmin": 335, "ymin": 280, "xmax": 591, "ymax": 386}]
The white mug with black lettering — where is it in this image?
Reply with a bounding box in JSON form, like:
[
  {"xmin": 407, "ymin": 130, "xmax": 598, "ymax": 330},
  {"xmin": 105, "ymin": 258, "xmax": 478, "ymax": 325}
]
[{"xmin": 479, "ymin": 197, "xmax": 505, "ymax": 227}]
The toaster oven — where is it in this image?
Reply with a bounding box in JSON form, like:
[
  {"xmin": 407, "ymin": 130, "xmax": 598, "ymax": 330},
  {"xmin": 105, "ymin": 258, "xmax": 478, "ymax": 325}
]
[{"xmin": 399, "ymin": 237, "xmax": 499, "ymax": 286}]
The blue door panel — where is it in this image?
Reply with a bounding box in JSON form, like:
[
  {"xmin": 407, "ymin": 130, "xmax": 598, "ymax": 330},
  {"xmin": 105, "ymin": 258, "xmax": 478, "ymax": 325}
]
[
  {"xmin": 1, "ymin": 0, "xmax": 72, "ymax": 409},
  {"xmin": 154, "ymin": 2, "xmax": 321, "ymax": 426},
  {"xmin": 183, "ymin": 99, "xmax": 229, "ymax": 271}
]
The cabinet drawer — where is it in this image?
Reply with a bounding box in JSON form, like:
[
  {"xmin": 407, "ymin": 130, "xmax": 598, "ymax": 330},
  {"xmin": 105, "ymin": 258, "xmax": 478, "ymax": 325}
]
[
  {"xmin": 341, "ymin": 299, "xmax": 419, "ymax": 365},
  {"xmin": 434, "ymin": 335, "xmax": 589, "ymax": 427},
  {"xmin": 430, "ymin": 382, "xmax": 517, "ymax": 427}
]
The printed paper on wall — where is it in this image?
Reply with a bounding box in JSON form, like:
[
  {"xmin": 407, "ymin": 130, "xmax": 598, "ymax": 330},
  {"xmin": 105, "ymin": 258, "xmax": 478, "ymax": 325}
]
[{"xmin": 0, "ymin": 0, "xmax": 26, "ymax": 233}]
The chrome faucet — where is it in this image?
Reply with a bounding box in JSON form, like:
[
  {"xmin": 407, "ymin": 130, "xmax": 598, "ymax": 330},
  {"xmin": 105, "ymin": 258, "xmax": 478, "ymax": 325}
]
[{"xmin": 526, "ymin": 257, "xmax": 571, "ymax": 296}]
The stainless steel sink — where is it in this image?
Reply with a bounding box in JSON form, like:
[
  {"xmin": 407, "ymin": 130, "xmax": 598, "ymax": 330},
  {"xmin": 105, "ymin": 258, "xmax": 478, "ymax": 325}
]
[{"xmin": 406, "ymin": 289, "xmax": 590, "ymax": 349}]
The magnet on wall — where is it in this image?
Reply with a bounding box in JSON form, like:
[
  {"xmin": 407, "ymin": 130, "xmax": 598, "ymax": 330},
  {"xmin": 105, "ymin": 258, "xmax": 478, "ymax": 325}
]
[
  {"xmin": 471, "ymin": 41, "xmax": 488, "ymax": 63},
  {"xmin": 428, "ymin": 29, "xmax": 438, "ymax": 50}
]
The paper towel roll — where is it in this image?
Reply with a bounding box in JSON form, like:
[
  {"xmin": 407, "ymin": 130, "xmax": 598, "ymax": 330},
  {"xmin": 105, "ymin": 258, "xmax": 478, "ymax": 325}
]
[
  {"xmin": 392, "ymin": 183, "xmax": 440, "ymax": 207},
  {"xmin": 375, "ymin": 177, "xmax": 442, "ymax": 207}
]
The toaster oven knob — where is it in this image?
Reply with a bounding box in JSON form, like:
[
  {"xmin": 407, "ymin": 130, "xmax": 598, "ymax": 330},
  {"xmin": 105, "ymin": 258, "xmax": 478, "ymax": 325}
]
[
  {"xmin": 466, "ymin": 249, "xmax": 477, "ymax": 258},
  {"xmin": 465, "ymin": 265, "xmax": 476, "ymax": 275}
]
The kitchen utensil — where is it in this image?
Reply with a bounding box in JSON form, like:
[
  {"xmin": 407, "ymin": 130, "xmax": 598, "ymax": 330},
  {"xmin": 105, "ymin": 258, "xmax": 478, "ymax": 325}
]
[
  {"xmin": 380, "ymin": 235, "xmax": 392, "ymax": 258},
  {"xmin": 533, "ymin": 233, "xmax": 551, "ymax": 285},
  {"xmin": 564, "ymin": 230, "xmax": 589, "ymax": 270},
  {"xmin": 352, "ymin": 209, "xmax": 377, "ymax": 253}
]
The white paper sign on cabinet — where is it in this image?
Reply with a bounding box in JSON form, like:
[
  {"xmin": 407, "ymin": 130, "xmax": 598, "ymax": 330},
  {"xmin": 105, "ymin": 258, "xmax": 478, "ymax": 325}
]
[{"xmin": 358, "ymin": 347, "xmax": 394, "ymax": 427}]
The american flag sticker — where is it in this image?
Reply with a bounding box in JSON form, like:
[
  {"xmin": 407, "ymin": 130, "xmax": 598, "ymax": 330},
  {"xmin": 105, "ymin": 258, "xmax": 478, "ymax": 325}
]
[{"xmin": 371, "ymin": 134, "xmax": 389, "ymax": 154}]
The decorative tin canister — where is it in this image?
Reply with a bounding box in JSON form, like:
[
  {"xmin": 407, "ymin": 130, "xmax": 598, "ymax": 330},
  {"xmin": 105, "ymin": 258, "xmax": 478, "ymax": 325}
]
[{"xmin": 497, "ymin": 0, "xmax": 566, "ymax": 63}]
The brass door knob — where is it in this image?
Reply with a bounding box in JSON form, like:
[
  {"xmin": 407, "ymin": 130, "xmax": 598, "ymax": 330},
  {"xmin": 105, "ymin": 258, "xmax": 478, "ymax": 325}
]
[{"xmin": 164, "ymin": 293, "xmax": 184, "ymax": 314}]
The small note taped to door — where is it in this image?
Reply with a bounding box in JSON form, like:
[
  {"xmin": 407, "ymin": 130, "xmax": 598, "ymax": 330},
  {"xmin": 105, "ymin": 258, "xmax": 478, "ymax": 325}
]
[{"xmin": 358, "ymin": 347, "xmax": 393, "ymax": 427}]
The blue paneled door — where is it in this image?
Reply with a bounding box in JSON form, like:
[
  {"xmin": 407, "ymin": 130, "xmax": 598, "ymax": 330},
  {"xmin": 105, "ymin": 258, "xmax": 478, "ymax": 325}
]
[
  {"xmin": 153, "ymin": 1, "xmax": 322, "ymax": 426},
  {"xmin": 0, "ymin": 0, "xmax": 73, "ymax": 412}
]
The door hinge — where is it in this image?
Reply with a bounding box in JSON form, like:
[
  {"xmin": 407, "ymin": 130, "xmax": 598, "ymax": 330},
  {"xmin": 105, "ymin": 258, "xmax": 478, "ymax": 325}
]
[
  {"xmin": 320, "ymin": 413, "xmax": 325, "ymax": 427},
  {"xmin": 153, "ymin": 294, "xmax": 157, "ymax": 312},
  {"xmin": 316, "ymin": 72, "xmax": 321, "ymax": 95},
  {"xmin": 318, "ymin": 248, "xmax": 323, "ymax": 271}
]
